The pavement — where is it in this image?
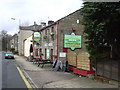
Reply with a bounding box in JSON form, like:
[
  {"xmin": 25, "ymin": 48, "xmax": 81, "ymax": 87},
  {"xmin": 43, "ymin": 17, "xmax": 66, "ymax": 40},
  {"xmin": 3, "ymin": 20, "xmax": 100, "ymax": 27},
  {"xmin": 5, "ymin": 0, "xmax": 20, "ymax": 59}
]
[{"xmin": 14, "ymin": 55, "xmax": 119, "ymax": 89}]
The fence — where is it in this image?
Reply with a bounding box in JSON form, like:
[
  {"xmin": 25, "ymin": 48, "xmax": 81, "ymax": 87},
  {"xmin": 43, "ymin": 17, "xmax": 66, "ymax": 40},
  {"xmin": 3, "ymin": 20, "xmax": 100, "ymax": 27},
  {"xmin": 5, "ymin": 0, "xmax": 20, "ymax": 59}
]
[{"xmin": 96, "ymin": 59, "xmax": 119, "ymax": 81}]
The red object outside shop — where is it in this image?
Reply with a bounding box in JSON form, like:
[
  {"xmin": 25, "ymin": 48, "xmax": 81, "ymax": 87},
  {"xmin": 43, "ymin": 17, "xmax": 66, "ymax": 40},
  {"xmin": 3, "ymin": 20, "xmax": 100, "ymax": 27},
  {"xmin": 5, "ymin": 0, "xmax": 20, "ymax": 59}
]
[
  {"xmin": 68, "ymin": 66, "xmax": 95, "ymax": 76},
  {"xmin": 72, "ymin": 27, "xmax": 76, "ymax": 31},
  {"xmin": 63, "ymin": 48, "xmax": 68, "ymax": 52}
]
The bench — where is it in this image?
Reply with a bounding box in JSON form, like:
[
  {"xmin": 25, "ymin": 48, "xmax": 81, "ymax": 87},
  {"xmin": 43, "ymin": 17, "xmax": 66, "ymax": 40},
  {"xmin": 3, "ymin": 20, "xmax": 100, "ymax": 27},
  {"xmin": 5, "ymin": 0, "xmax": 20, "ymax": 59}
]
[
  {"xmin": 32, "ymin": 58, "xmax": 40, "ymax": 64},
  {"xmin": 37, "ymin": 59, "xmax": 53, "ymax": 68}
]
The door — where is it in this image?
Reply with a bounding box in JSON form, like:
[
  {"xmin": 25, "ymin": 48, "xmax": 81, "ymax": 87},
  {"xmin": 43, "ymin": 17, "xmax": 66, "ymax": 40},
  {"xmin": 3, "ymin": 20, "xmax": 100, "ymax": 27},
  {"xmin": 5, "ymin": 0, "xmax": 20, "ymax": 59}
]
[
  {"xmin": 51, "ymin": 49, "xmax": 53, "ymax": 60},
  {"xmin": 45, "ymin": 48, "xmax": 46, "ymax": 59},
  {"xmin": 40, "ymin": 48, "xmax": 42, "ymax": 59},
  {"xmin": 35, "ymin": 49, "xmax": 38, "ymax": 56}
]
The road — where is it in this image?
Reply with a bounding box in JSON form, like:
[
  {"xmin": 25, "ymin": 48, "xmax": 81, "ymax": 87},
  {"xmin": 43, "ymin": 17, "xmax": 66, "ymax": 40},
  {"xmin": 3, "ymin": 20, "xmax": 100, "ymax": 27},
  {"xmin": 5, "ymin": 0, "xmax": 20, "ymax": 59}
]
[{"xmin": 0, "ymin": 51, "xmax": 27, "ymax": 89}]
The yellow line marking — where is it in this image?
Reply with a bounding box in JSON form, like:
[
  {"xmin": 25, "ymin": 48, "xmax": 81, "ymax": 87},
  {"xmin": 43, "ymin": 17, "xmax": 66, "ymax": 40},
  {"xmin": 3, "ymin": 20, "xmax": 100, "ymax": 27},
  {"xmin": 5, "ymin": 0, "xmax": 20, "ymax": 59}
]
[{"xmin": 17, "ymin": 67, "xmax": 33, "ymax": 89}]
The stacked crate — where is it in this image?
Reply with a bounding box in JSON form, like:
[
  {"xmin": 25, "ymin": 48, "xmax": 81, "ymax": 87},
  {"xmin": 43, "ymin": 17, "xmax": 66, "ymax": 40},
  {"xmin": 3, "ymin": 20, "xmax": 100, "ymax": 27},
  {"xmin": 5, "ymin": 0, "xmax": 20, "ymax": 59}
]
[{"xmin": 77, "ymin": 52, "xmax": 90, "ymax": 71}]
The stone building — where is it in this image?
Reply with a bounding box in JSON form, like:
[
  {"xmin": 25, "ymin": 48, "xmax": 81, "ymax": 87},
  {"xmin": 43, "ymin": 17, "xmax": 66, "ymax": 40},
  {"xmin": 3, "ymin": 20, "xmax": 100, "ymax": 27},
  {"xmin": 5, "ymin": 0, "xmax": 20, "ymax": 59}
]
[
  {"xmin": 33, "ymin": 21, "xmax": 58, "ymax": 59},
  {"xmin": 18, "ymin": 27, "xmax": 33, "ymax": 55},
  {"xmin": 18, "ymin": 22, "xmax": 42, "ymax": 56},
  {"xmin": 33, "ymin": 9, "xmax": 94, "ymax": 76},
  {"xmin": 35, "ymin": 9, "xmax": 83, "ymax": 58},
  {"xmin": 10, "ymin": 34, "xmax": 18, "ymax": 52},
  {"xmin": 35, "ymin": 9, "xmax": 84, "ymax": 58}
]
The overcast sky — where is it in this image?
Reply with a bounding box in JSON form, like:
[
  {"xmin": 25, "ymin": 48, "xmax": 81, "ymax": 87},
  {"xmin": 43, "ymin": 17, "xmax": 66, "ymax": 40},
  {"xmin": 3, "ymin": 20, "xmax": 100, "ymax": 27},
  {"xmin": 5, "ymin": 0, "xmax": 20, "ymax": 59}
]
[{"xmin": 0, "ymin": 0, "xmax": 84, "ymax": 35}]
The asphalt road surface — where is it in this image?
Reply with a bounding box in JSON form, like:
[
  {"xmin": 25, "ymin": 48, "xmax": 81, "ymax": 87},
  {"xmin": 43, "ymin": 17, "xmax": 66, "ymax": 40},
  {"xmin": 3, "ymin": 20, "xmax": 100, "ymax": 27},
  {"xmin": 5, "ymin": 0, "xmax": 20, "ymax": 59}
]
[{"xmin": 1, "ymin": 51, "xmax": 27, "ymax": 89}]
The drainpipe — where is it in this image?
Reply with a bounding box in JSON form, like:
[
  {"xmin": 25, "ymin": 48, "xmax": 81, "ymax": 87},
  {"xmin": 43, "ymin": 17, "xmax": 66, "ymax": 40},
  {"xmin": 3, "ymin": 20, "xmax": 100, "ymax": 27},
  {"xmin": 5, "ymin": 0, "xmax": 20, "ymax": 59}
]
[{"xmin": 56, "ymin": 21, "xmax": 59, "ymax": 60}]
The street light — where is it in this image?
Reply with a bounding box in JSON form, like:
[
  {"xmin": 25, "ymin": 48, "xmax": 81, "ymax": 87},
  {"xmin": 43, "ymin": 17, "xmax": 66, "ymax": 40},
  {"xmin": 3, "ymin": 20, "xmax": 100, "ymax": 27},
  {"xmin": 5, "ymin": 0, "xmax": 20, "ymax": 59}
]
[
  {"xmin": 11, "ymin": 18, "xmax": 21, "ymax": 26},
  {"xmin": 11, "ymin": 18, "xmax": 21, "ymax": 53}
]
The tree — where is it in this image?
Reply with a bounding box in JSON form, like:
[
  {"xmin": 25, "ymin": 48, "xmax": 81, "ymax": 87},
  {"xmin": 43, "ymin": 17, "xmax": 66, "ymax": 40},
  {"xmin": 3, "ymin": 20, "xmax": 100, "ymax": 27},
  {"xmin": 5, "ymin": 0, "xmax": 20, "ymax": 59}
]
[
  {"xmin": 1, "ymin": 30, "xmax": 7, "ymax": 36},
  {"xmin": 81, "ymin": 2, "xmax": 120, "ymax": 65},
  {"xmin": 0, "ymin": 30, "xmax": 12, "ymax": 51}
]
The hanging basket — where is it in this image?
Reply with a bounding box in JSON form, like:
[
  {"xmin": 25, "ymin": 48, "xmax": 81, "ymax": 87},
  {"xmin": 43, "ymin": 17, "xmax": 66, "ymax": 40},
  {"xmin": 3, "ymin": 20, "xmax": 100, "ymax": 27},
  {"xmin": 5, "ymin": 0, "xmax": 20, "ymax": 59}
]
[
  {"xmin": 43, "ymin": 35, "xmax": 47, "ymax": 39},
  {"xmin": 50, "ymin": 32, "xmax": 54, "ymax": 36}
]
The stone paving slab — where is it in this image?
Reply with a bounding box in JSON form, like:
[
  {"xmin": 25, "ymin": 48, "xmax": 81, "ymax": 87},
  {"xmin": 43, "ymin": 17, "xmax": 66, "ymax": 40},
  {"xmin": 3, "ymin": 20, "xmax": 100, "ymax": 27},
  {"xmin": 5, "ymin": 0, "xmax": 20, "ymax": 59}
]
[
  {"xmin": 14, "ymin": 55, "xmax": 119, "ymax": 89},
  {"xmin": 43, "ymin": 77, "xmax": 118, "ymax": 88},
  {"xmin": 15, "ymin": 55, "xmax": 53, "ymax": 71},
  {"xmin": 26, "ymin": 70, "xmax": 77, "ymax": 88}
]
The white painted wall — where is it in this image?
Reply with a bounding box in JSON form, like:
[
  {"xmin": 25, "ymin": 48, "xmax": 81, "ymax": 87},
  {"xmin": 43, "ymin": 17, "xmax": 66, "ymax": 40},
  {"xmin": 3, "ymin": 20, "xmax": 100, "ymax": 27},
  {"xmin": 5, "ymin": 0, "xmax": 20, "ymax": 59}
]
[{"xmin": 24, "ymin": 35, "xmax": 33, "ymax": 57}]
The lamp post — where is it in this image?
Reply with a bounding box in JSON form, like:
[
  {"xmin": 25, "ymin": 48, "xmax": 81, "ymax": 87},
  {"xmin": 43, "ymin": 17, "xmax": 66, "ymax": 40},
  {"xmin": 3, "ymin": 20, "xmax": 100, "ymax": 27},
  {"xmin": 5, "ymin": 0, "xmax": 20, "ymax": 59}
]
[
  {"xmin": 11, "ymin": 18, "xmax": 21, "ymax": 26},
  {"xmin": 11, "ymin": 18, "xmax": 21, "ymax": 54}
]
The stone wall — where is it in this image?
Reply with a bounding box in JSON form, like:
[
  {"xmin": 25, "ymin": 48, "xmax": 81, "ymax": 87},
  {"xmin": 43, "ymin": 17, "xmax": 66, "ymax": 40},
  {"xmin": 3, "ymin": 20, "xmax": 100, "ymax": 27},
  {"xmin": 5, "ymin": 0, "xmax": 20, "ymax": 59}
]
[
  {"xmin": 39, "ymin": 24, "xmax": 57, "ymax": 59},
  {"xmin": 18, "ymin": 30, "xmax": 33, "ymax": 55},
  {"xmin": 97, "ymin": 60, "xmax": 119, "ymax": 81},
  {"xmin": 37, "ymin": 9, "xmax": 88, "ymax": 65},
  {"xmin": 57, "ymin": 9, "xmax": 87, "ymax": 61}
]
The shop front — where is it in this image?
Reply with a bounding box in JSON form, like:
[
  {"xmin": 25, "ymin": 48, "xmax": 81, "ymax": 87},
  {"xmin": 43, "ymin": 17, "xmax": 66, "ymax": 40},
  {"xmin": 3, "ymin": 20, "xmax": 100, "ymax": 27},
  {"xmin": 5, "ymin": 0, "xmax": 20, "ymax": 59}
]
[
  {"xmin": 60, "ymin": 32, "xmax": 95, "ymax": 76},
  {"xmin": 32, "ymin": 9, "xmax": 95, "ymax": 76}
]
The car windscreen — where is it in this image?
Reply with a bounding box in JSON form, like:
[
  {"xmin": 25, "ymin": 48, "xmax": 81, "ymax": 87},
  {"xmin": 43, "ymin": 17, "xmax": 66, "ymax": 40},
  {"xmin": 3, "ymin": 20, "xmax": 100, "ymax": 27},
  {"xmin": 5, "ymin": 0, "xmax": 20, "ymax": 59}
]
[{"xmin": 5, "ymin": 53, "xmax": 14, "ymax": 56}]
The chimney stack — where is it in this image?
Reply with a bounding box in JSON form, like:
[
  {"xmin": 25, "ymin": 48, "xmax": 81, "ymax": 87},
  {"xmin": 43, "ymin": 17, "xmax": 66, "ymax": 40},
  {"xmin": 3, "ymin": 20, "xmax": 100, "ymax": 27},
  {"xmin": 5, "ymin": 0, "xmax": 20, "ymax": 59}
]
[
  {"xmin": 48, "ymin": 20, "xmax": 54, "ymax": 25},
  {"xmin": 41, "ymin": 22, "xmax": 46, "ymax": 28},
  {"xmin": 34, "ymin": 21, "xmax": 37, "ymax": 25}
]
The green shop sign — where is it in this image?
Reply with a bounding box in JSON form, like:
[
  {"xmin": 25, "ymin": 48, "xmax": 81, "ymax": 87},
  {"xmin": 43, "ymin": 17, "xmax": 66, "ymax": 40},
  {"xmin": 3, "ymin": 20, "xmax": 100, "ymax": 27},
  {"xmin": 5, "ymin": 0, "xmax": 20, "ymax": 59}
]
[
  {"xmin": 64, "ymin": 34, "xmax": 82, "ymax": 50},
  {"xmin": 33, "ymin": 32, "xmax": 40, "ymax": 42}
]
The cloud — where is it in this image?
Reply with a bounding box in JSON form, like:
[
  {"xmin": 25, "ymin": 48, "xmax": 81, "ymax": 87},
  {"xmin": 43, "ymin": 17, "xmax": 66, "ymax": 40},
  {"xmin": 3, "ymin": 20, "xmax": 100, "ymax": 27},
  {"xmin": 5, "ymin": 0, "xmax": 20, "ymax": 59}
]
[{"xmin": 0, "ymin": 0, "xmax": 83, "ymax": 35}]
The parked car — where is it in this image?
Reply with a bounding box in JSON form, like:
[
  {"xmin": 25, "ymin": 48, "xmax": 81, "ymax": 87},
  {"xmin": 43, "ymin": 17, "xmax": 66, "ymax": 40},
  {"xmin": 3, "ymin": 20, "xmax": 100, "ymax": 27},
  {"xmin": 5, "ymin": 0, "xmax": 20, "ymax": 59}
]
[{"xmin": 5, "ymin": 52, "xmax": 14, "ymax": 59}]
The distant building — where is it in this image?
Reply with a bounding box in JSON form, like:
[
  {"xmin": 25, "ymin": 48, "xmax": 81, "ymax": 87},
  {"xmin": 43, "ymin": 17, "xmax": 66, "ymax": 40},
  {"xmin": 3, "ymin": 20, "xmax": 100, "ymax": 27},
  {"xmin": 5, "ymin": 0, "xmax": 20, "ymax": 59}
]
[
  {"xmin": 18, "ymin": 22, "xmax": 42, "ymax": 55},
  {"xmin": 1, "ymin": 34, "xmax": 12, "ymax": 51},
  {"xmin": 10, "ymin": 34, "xmax": 18, "ymax": 52},
  {"xmin": 18, "ymin": 27, "xmax": 33, "ymax": 56}
]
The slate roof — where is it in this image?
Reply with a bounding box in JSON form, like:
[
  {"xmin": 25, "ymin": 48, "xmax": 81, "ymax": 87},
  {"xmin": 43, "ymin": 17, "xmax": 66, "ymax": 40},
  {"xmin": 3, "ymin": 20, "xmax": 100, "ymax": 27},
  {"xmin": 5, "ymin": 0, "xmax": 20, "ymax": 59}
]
[{"xmin": 19, "ymin": 25, "xmax": 42, "ymax": 31}]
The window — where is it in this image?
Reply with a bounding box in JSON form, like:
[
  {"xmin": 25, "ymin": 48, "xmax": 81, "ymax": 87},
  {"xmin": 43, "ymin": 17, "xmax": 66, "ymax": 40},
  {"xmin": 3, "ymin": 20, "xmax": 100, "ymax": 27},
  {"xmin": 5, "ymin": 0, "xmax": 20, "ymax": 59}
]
[
  {"xmin": 45, "ymin": 48, "xmax": 46, "ymax": 59},
  {"xmin": 45, "ymin": 30, "xmax": 47, "ymax": 35},
  {"xmin": 46, "ymin": 49, "xmax": 50, "ymax": 59}
]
